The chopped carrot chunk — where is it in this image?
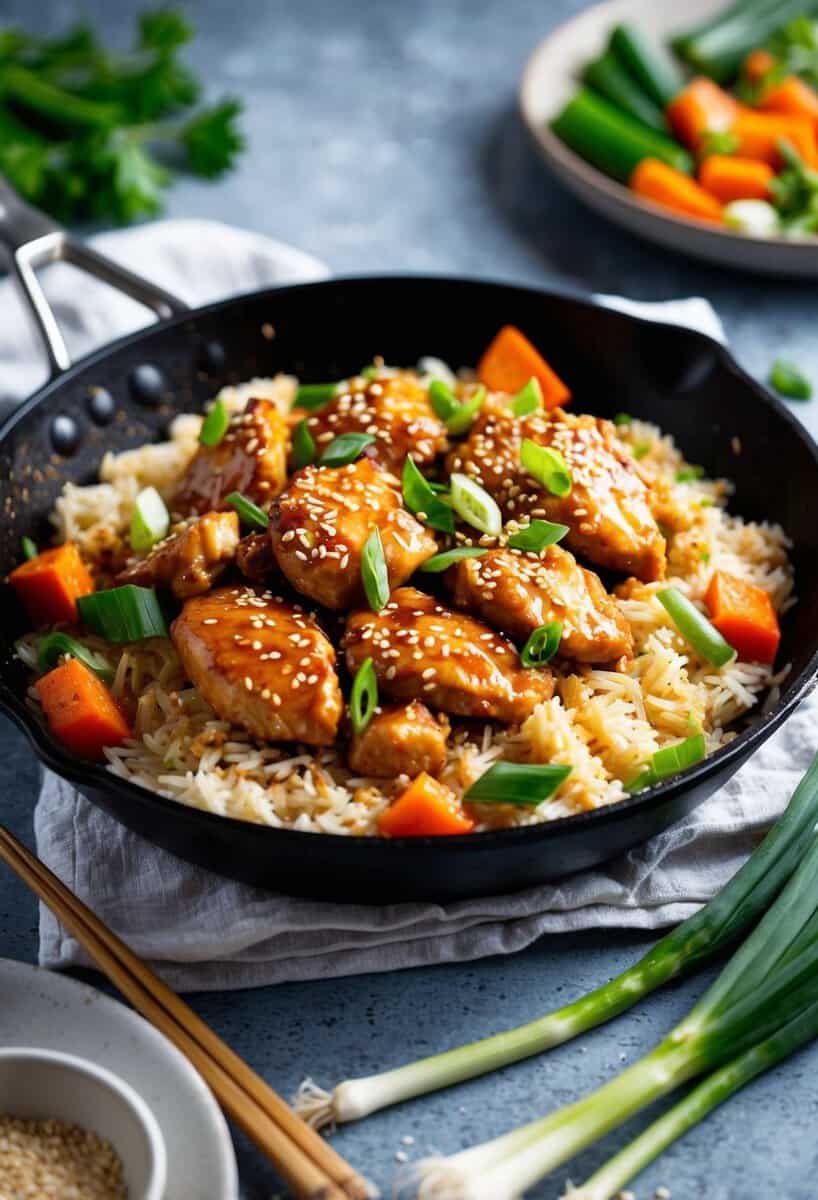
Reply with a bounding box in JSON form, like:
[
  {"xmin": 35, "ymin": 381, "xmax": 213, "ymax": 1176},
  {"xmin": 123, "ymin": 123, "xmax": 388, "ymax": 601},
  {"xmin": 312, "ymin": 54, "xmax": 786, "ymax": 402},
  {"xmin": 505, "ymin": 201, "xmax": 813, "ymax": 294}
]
[
  {"xmin": 758, "ymin": 76, "xmax": 818, "ymax": 131},
  {"xmin": 666, "ymin": 78, "xmax": 738, "ymax": 150},
  {"xmin": 630, "ymin": 158, "xmax": 724, "ymax": 223},
  {"xmin": 705, "ymin": 571, "xmax": 781, "ymax": 665},
  {"xmin": 478, "ymin": 325, "xmax": 571, "ymax": 410},
  {"xmin": 35, "ymin": 658, "xmax": 130, "ymax": 759},
  {"xmin": 698, "ymin": 155, "xmax": 774, "ymax": 203},
  {"xmin": 731, "ymin": 109, "xmax": 818, "ymax": 168},
  {"xmin": 9, "ymin": 542, "xmax": 94, "ymax": 626},
  {"xmin": 743, "ymin": 50, "xmax": 777, "ymax": 86},
  {"xmin": 378, "ymin": 772, "xmax": 475, "ymax": 837}
]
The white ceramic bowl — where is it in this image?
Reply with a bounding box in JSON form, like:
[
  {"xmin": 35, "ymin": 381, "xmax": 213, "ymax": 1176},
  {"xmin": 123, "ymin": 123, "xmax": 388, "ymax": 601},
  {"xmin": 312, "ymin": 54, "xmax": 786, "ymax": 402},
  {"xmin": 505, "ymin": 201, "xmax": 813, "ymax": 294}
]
[
  {"xmin": 0, "ymin": 1047, "xmax": 167, "ymax": 1199},
  {"xmin": 519, "ymin": 0, "xmax": 818, "ymax": 276}
]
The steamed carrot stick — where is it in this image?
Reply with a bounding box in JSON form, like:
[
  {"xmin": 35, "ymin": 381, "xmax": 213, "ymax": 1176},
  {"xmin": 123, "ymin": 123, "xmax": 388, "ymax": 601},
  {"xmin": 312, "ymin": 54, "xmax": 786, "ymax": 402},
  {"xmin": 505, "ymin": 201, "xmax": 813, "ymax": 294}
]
[
  {"xmin": 758, "ymin": 76, "xmax": 818, "ymax": 132},
  {"xmin": 477, "ymin": 325, "xmax": 571, "ymax": 410},
  {"xmin": 35, "ymin": 658, "xmax": 131, "ymax": 759},
  {"xmin": 698, "ymin": 155, "xmax": 774, "ymax": 203},
  {"xmin": 731, "ymin": 109, "xmax": 818, "ymax": 168},
  {"xmin": 630, "ymin": 158, "xmax": 724, "ymax": 223},
  {"xmin": 10, "ymin": 542, "xmax": 94, "ymax": 626},
  {"xmin": 378, "ymin": 772, "xmax": 475, "ymax": 837},
  {"xmin": 666, "ymin": 77, "xmax": 738, "ymax": 149},
  {"xmin": 704, "ymin": 571, "xmax": 781, "ymax": 665}
]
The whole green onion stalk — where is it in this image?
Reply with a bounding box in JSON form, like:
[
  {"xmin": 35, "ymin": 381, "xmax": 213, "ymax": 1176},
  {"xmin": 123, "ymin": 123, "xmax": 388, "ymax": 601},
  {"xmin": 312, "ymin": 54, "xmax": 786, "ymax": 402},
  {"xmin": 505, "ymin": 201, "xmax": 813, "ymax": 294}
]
[
  {"xmin": 570, "ymin": 997, "xmax": 818, "ymax": 1200},
  {"xmin": 295, "ymin": 753, "xmax": 818, "ymax": 1130},
  {"xmin": 409, "ymin": 807, "xmax": 818, "ymax": 1199}
]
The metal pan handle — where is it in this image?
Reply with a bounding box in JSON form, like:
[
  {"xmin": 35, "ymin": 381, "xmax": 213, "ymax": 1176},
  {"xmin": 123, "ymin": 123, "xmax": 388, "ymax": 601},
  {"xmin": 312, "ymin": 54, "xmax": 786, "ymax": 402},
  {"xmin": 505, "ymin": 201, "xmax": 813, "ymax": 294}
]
[{"xmin": 0, "ymin": 177, "xmax": 188, "ymax": 378}]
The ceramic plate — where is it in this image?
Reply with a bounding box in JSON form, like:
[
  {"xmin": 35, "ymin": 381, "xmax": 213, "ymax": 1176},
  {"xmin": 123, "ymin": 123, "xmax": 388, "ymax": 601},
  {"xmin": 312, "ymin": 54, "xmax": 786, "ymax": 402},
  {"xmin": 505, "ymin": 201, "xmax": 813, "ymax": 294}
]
[
  {"xmin": 0, "ymin": 958, "xmax": 238, "ymax": 1200},
  {"xmin": 519, "ymin": 0, "xmax": 818, "ymax": 276}
]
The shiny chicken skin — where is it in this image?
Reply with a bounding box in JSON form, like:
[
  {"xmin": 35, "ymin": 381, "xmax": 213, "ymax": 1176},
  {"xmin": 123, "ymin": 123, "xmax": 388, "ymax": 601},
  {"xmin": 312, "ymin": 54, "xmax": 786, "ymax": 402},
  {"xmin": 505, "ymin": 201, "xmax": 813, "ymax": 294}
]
[
  {"xmin": 450, "ymin": 545, "xmax": 633, "ymax": 665},
  {"xmin": 171, "ymin": 586, "xmax": 343, "ymax": 745},
  {"xmin": 269, "ymin": 457, "xmax": 437, "ymax": 610},
  {"xmin": 343, "ymin": 587, "xmax": 554, "ymax": 724},
  {"xmin": 348, "ymin": 701, "xmax": 450, "ymax": 779},
  {"xmin": 174, "ymin": 398, "xmax": 289, "ymax": 516},
  {"xmin": 448, "ymin": 399, "xmax": 666, "ymax": 582},
  {"xmin": 117, "ymin": 511, "xmax": 239, "ymax": 600},
  {"xmin": 302, "ymin": 374, "xmax": 447, "ymax": 474}
]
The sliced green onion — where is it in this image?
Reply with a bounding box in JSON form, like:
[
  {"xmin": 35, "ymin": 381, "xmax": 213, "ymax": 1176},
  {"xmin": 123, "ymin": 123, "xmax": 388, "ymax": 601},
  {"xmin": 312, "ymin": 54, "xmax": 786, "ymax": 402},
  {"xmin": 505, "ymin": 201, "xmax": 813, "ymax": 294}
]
[
  {"xmin": 520, "ymin": 622, "xmax": 562, "ymax": 668},
  {"xmin": 292, "ymin": 418, "xmax": 316, "ymax": 469},
  {"xmin": 676, "ymin": 465, "xmax": 704, "ymax": 483},
  {"xmin": 37, "ymin": 632, "xmax": 113, "ymax": 683},
  {"xmin": 632, "ymin": 442, "xmax": 650, "ymax": 460},
  {"xmin": 199, "ymin": 398, "xmax": 230, "ymax": 447},
  {"xmin": 21, "ymin": 536, "xmax": 37, "ymax": 561},
  {"xmin": 401, "ymin": 457, "xmax": 454, "ymax": 534},
  {"xmin": 520, "ymin": 439, "xmax": 572, "ymax": 497},
  {"xmin": 78, "ymin": 586, "xmax": 168, "ymax": 642},
  {"xmin": 130, "ymin": 486, "xmax": 170, "ymax": 553},
  {"xmin": 298, "ymin": 753, "xmax": 818, "ymax": 1131},
  {"xmin": 464, "ymin": 762, "xmax": 572, "ymax": 806},
  {"xmin": 429, "ymin": 380, "xmax": 485, "ymax": 434},
  {"xmin": 319, "ymin": 432, "xmax": 376, "ymax": 468},
  {"xmin": 445, "ymin": 386, "xmax": 485, "ymax": 435},
  {"xmin": 769, "ymin": 358, "xmax": 813, "ymax": 401},
  {"xmin": 361, "ymin": 528, "xmax": 389, "ymax": 612},
  {"xmin": 626, "ymin": 731, "xmax": 707, "ymax": 792},
  {"xmin": 450, "ymin": 473, "xmax": 502, "ymax": 536},
  {"xmin": 658, "ymin": 586, "xmax": 736, "ymax": 668},
  {"xmin": 506, "ymin": 520, "xmax": 569, "ymax": 553},
  {"xmin": 419, "ymin": 547, "xmax": 488, "ymax": 573},
  {"xmin": 293, "ymin": 382, "xmax": 339, "ymax": 412},
  {"xmin": 613, "ymin": 412, "xmax": 632, "ymax": 426},
  {"xmin": 226, "ymin": 491, "xmax": 269, "ymax": 531},
  {"xmin": 360, "ymin": 364, "xmax": 378, "ymax": 380},
  {"xmin": 350, "ymin": 657, "xmax": 378, "ymax": 736},
  {"xmin": 512, "ymin": 377, "xmax": 543, "ymax": 417}
]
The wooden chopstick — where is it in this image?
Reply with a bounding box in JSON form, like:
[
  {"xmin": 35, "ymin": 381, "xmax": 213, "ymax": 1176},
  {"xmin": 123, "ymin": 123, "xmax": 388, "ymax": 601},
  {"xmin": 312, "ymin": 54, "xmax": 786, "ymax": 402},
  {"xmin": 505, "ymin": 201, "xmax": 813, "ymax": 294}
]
[{"xmin": 0, "ymin": 826, "xmax": 373, "ymax": 1200}]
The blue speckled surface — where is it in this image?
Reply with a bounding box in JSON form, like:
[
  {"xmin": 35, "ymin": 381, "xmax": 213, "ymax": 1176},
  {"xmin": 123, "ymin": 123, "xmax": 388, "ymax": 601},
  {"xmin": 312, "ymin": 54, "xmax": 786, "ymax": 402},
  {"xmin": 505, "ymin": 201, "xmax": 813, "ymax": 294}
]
[{"xmin": 3, "ymin": 1, "xmax": 818, "ymax": 1196}]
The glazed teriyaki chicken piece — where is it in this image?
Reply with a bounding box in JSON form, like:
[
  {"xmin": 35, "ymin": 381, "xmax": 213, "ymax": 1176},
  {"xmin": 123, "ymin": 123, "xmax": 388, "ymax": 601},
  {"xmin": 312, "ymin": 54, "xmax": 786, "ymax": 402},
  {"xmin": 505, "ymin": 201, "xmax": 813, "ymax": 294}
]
[
  {"xmin": 348, "ymin": 701, "xmax": 450, "ymax": 779},
  {"xmin": 171, "ymin": 586, "xmax": 343, "ymax": 745},
  {"xmin": 269, "ymin": 457, "xmax": 437, "ymax": 610},
  {"xmin": 301, "ymin": 374, "xmax": 447, "ymax": 474},
  {"xmin": 449, "ymin": 399, "xmax": 666, "ymax": 582},
  {"xmin": 343, "ymin": 586, "xmax": 554, "ymax": 724},
  {"xmin": 449, "ymin": 545, "xmax": 633, "ymax": 665},
  {"xmin": 174, "ymin": 398, "xmax": 289, "ymax": 516},
  {"xmin": 117, "ymin": 511, "xmax": 240, "ymax": 599},
  {"xmin": 236, "ymin": 531, "xmax": 275, "ymax": 582}
]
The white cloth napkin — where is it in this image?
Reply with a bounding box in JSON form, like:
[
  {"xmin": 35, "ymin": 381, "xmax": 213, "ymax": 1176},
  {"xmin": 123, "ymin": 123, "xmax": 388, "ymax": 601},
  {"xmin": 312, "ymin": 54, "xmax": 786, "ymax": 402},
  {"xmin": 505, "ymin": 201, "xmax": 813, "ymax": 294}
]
[{"xmin": 4, "ymin": 219, "xmax": 812, "ymax": 990}]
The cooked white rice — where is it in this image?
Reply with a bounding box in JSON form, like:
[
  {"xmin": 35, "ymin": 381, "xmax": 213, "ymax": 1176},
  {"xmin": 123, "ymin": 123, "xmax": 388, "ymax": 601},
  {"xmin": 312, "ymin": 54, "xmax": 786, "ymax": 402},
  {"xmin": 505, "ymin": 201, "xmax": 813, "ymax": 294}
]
[{"xmin": 20, "ymin": 379, "xmax": 794, "ymax": 835}]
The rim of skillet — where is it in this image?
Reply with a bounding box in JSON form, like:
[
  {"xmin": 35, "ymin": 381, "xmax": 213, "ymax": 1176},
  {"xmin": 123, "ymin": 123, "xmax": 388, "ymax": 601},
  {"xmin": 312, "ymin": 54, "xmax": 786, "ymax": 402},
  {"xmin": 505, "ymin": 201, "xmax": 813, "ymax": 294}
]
[{"xmin": 2, "ymin": 271, "xmax": 818, "ymax": 851}]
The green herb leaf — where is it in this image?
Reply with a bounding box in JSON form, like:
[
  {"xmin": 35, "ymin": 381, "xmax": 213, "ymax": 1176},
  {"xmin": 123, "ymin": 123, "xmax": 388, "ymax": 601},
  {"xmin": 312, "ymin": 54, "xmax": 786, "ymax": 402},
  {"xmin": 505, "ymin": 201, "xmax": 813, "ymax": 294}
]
[
  {"xmin": 419, "ymin": 547, "xmax": 488, "ymax": 573},
  {"xmin": 227, "ymin": 491, "xmax": 269, "ymax": 531},
  {"xmin": 182, "ymin": 98, "xmax": 244, "ymax": 178},
  {"xmin": 199, "ymin": 397, "xmax": 230, "ymax": 447},
  {"xmin": 293, "ymin": 383, "xmax": 339, "ymax": 412},
  {"xmin": 401, "ymin": 458, "xmax": 454, "ymax": 534},
  {"xmin": 37, "ymin": 632, "xmax": 113, "ymax": 683},
  {"xmin": 21, "ymin": 536, "xmax": 38, "ymax": 561},
  {"xmin": 699, "ymin": 129, "xmax": 740, "ymax": 158},
  {"xmin": 350, "ymin": 657, "xmax": 378, "ymax": 736},
  {"xmin": 319, "ymin": 432, "xmax": 376, "ymax": 468},
  {"xmin": 613, "ymin": 412, "xmax": 632, "ymax": 426},
  {"xmin": 675, "ymin": 465, "xmax": 705, "ymax": 483},
  {"xmin": 520, "ymin": 439, "xmax": 572, "ymax": 497},
  {"xmin": 291, "ymin": 419, "xmax": 316, "ymax": 470},
  {"xmin": 464, "ymin": 761, "xmax": 572, "ymax": 806},
  {"xmin": 520, "ymin": 621, "xmax": 562, "ymax": 668},
  {"xmin": 506, "ymin": 520, "xmax": 569, "ymax": 552},
  {"xmin": 769, "ymin": 358, "xmax": 813, "ymax": 400},
  {"xmin": 361, "ymin": 528, "xmax": 389, "ymax": 612},
  {"xmin": 512, "ymin": 377, "xmax": 543, "ymax": 417},
  {"xmin": 450, "ymin": 473, "xmax": 503, "ymax": 536}
]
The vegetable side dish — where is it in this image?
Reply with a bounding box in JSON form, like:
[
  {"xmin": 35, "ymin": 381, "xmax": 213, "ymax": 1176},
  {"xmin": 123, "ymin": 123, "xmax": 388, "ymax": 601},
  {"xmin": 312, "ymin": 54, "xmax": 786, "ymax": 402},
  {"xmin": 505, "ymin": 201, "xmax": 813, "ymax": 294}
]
[
  {"xmin": 12, "ymin": 327, "xmax": 792, "ymax": 837},
  {"xmin": 552, "ymin": 4, "xmax": 818, "ymax": 237}
]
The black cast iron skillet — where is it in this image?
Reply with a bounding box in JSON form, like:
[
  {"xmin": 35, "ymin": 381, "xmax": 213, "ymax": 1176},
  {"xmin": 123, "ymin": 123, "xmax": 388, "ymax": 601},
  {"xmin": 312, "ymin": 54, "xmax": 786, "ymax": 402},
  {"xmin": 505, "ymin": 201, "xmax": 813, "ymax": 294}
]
[{"xmin": 0, "ymin": 181, "xmax": 816, "ymax": 903}]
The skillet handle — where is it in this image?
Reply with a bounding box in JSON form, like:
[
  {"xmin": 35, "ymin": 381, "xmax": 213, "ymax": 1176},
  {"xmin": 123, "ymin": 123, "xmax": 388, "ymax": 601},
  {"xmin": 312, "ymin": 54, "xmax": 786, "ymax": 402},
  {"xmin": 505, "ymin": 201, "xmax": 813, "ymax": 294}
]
[{"xmin": 0, "ymin": 177, "xmax": 188, "ymax": 378}]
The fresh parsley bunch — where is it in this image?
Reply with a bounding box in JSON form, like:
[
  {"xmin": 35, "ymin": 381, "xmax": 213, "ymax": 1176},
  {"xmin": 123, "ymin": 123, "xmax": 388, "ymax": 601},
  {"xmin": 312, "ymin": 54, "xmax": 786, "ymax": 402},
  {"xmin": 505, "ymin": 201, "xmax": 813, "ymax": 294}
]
[{"xmin": 0, "ymin": 8, "xmax": 244, "ymax": 223}]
